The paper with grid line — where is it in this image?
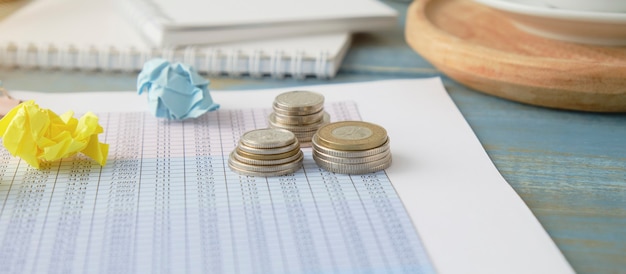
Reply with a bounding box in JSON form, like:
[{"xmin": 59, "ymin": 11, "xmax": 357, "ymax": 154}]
[{"xmin": 0, "ymin": 102, "xmax": 434, "ymax": 274}]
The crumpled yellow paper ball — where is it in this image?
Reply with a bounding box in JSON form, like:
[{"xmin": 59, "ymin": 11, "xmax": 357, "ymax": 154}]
[{"xmin": 0, "ymin": 100, "xmax": 108, "ymax": 169}]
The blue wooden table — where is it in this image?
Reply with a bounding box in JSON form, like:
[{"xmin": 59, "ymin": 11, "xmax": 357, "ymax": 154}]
[{"xmin": 1, "ymin": 1, "xmax": 624, "ymax": 273}]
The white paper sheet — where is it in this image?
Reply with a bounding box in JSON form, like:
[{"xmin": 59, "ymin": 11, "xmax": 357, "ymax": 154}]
[{"xmin": 3, "ymin": 78, "xmax": 574, "ymax": 273}]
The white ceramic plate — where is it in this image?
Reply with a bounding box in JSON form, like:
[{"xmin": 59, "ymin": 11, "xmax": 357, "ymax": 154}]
[{"xmin": 473, "ymin": 0, "xmax": 626, "ymax": 46}]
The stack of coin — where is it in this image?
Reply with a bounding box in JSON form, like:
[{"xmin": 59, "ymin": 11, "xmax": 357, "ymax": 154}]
[
  {"xmin": 268, "ymin": 90, "xmax": 330, "ymax": 147},
  {"xmin": 228, "ymin": 128, "xmax": 303, "ymax": 177},
  {"xmin": 312, "ymin": 121, "xmax": 392, "ymax": 174}
]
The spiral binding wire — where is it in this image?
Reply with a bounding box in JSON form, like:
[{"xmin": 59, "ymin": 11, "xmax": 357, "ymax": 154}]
[
  {"xmin": 290, "ymin": 50, "xmax": 304, "ymax": 80},
  {"xmin": 315, "ymin": 50, "xmax": 330, "ymax": 79},
  {"xmin": 270, "ymin": 50, "xmax": 285, "ymax": 79},
  {"xmin": 0, "ymin": 42, "xmax": 332, "ymax": 78},
  {"xmin": 248, "ymin": 49, "xmax": 262, "ymax": 78},
  {"xmin": 226, "ymin": 49, "xmax": 242, "ymax": 77}
]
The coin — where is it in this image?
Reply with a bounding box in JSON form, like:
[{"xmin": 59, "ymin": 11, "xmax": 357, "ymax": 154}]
[
  {"xmin": 272, "ymin": 109, "xmax": 325, "ymax": 125},
  {"xmin": 313, "ymin": 152, "xmax": 392, "ymax": 175},
  {"xmin": 228, "ymin": 127, "xmax": 304, "ymax": 177},
  {"xmin": 268, "ymin": 90, "xmax": 331, "ymax": 147},
  {"xmin": 273, "ymin": 102, "xmax": 324, "ymax": 116},
  {"xmin": 240, "ymin": 128, "xmax": 295, "ymax": 149},
  {"xmin": 228, "ymin": 161, "xmax": 303, "ymax": 177},
  {"xmin": 312, "ymin": 135, "xmax": 390, "ymax": 158},
  {"xmin": 312, "ymin": 148, "xmax": 390, "ymax": 164},
  {"xmin": 273, "ymin": 90, "xmax": 324, "ymax": 114},
  {"xmin": 268, "ymin": 112, "xmax": 330, "ymax": 132},
  {"xmin": 290, "ymin": 130, "xmax": 318, "ymax": 138},
  {"xmin": 311, "ymin": 120, "xmax": 392, "ymax": 174},
  {"xmin": 237, "ymin": 138, "xmax": 299, "ymax": 155},
  {"xmin": 234, "ymin": 149, "xmax": 303, "ymax": 166},
  {"xmin": 235, "ymin": 146, "xmax": 300, "ymax": 160},
  {"xmin": 228, "ymin": 151, "xmax": 303, "ymax": 173},
  {"xmin": 315, "ymin": 121, "xmax": 388, "ymax": 151}
]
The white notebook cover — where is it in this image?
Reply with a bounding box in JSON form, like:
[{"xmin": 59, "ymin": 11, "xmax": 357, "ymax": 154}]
[
  {"xmin": 120, "ymin": 0, "xmax": 397, "ymax": 47},
  {"xmin": 0, "ymin": 0, "xmax": 352, "ymax": 78}
]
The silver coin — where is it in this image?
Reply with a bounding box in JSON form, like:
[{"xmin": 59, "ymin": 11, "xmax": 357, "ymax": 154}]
[
  {"xmin": 236, "ymin": 147, "xmax": 300, "ymax": 160},
  {"xmin": 228, "ymin": 161, "xmax": 303, "ymax": 177},
  {"xmin": 238, "ymin": 138, "xmax": 300, "ymax": 155},
  {"xmin": 228, "ymin": 151, "xmax": 303, "ymax": 173},
  {"xmin": 312, "ymin": 148, "xmax": 390, "ymax": 164},
  {"xmin": 240, "ymin": 128, "xmax": 296, "ymax": 149},
  {"xmin": 296, "ymin": 136, "xmax": 313, "ymax": 146},
  {"xmin": 268, "ymin": 112, "xmax": 330, "ymax": 132},
  {"xmin": 313, "ymin": 149, "xmax": 392, "ymax": 169},
  {"xmin": 313, "ymin": 153, "xmax": 392, "ymax": 175},
  {"xmin": 316, "ymin": 160, "xmax": 392, "ymax": 175},
  {"xmin": 291, "ymin": 130, "xmax": 318, "ymax": 139},
  {"xmin": 273, "ymin": 90, "xmax": 324, "ymax": 113},
  {"xmin": 312, "ymin": 134, "xmax": 390, "ymax": 158},
  {"xmin": 273, "ymin": 102, "xmax": 324, "ymax": 116},
  {"xmin": 234, "ymin": 149, "xmax": 303, "ymax": 166},
  {"xmin": 272, "ymin": 126, "xmax": 319, "ymax": 135},
  {"xmin": 272, "ymin": 109, "xmax": 325, "ymax": 125}
]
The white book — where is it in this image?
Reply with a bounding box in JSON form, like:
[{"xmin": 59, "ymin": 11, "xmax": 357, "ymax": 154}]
[
  {"xmin": 119, "ymin": 0, "xmax": 397, "ymax": 47},
  {"xmin": 0, "ymin": 0, "xmax": 352, "ymax": 78}
]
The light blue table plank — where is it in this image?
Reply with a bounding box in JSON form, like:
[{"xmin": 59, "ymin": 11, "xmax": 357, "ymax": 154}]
[{"xmin": 444, "ymin": 79, "xmax": 626, "ymax": 273}]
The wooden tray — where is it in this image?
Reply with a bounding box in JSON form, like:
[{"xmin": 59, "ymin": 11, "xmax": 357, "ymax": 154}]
[{"xmin": 405, "ymin": 0, "xmax": 626, "ymax": 112}]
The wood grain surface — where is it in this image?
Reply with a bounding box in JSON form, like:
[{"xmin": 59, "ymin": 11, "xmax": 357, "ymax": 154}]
[
  {"xmin": 444, "ymin": 80, "xmax": 626, "ymax": 274},
  {"xmin": 405, "ymin": 0, "xmax": 626, "ymax": 112}
]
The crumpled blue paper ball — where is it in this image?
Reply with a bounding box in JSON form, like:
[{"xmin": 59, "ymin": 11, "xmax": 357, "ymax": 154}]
[{"xmin": 137, "ymin": 58, "xmax": 219, "ymax": 120}]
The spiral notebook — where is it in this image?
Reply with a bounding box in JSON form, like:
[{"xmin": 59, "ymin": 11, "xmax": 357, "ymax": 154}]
[
  {"xmin": 119, "ymin": 0, "xmax": 397, "ymax": 47},
  {"xmin": 0, "ymin": 0, "xmax": 351, "ymax": 78}
]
